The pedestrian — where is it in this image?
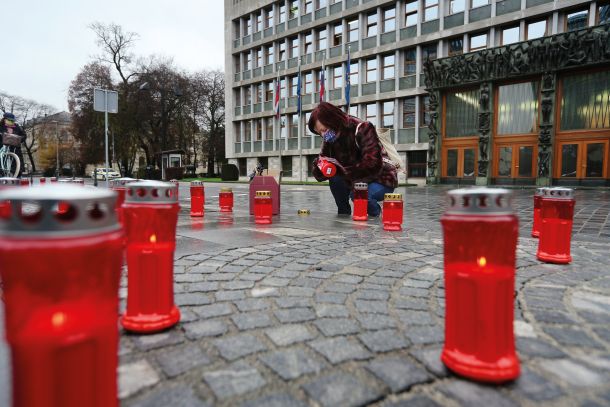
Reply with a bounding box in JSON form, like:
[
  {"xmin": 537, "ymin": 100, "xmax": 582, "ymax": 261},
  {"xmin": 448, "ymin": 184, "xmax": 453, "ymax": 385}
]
[{"xmin": 308, "ymin": 102, "xmax": 398, "ymax": 217}]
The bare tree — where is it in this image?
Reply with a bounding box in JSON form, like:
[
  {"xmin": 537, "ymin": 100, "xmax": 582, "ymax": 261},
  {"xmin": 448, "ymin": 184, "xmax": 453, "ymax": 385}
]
[{"xmin": 89, "ymin": 22, "xmax": 139, "ymax": 85}]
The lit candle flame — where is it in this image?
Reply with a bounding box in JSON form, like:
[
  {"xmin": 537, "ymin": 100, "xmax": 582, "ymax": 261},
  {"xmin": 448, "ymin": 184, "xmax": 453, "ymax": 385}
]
[
  {"xmin": 149, "ymin": 234, "xmax": 157, "ymax": 243},
  {"xmin": 477, "ymin": 256, "xmax": 487, "ymax": 267},
  {"xmin": 52, "ymin": 312, "xmax": 66, "ymax": 328}
]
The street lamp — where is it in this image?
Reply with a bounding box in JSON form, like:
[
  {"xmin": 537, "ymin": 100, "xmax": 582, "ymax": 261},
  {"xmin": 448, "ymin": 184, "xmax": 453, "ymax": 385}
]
[{"xmin": 51, "ymin": 120, "xmax": 60, "ymax": 177}]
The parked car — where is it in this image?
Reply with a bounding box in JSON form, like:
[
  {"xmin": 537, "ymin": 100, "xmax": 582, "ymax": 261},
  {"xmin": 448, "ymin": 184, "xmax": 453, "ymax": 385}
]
[{"xmin": 91, "ymin": 168, "xmax": 120, "ymax": 180}]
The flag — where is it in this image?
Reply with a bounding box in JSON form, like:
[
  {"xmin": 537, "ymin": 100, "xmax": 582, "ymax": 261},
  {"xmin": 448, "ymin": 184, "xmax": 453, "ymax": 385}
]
[
  {"xmin": 274, "ymin": 72, "xmax": 281, "ymax": 119},
  {"xmin": 296, "ymin": 61, "xmax": 302, "ymax": 116},
  {"xmin": 345, "ymin": 46, "xmax": 351, "ymax": 109},
  {"xmin": 319, "ymin": 63, "xmax": 325, "ymax": 103}
]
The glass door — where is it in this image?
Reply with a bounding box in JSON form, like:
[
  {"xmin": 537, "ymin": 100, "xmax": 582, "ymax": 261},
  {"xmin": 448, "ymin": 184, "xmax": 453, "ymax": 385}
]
[
  {"xmin": 445, "ymin": 147, "xmax": 477, "ymax": 178},
  {"xmin": 557, "ymin": 140, "xmax": 608, "ymax": 179},
  {"xmin": 495, "ymin": 144, "xmax": 537, "ymax": 178}
]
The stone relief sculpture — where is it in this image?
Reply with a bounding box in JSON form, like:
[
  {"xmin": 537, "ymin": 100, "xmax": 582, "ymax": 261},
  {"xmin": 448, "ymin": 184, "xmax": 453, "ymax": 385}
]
[{"xmin": 478, "ymin": 83, "xmax": 491, "ymax": 177}]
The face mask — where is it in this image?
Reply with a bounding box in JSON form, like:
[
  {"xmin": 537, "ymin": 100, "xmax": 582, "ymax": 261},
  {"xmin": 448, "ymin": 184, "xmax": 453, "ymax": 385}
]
[{"xmin": 322, "ymin": 129, "xmax": 337, "ymax": 143}]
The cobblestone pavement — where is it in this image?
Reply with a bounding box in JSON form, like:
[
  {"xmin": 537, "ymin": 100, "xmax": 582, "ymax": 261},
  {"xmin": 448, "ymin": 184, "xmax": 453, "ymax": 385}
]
[{"xmin": 1, "ymin": 184, "xmax": 609, "ymax": 406}]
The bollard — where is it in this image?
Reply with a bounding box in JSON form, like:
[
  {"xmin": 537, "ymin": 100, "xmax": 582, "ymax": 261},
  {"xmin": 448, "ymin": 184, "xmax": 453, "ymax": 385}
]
[
  {"xmin": 254, "ymin": 190, "xmax": 272, "ymax": 224},
  {"xmin": 536, "ymin": 187, "xmax": 575, "ymax": 264},
  {"xmin": 110, "ymin": 178, "xmax": 137, "ymax": 226},
  {"xmin": 219, "ymin": 187, "xmax": 233, "ymax": 212},
  {"xmin": 531, "ymin": 187, "xmax": 547, "ymax": 238},
  {"xmin": 382, "ymin": 193, "xmax": 403, "ymax": 231},
  {"xmin": 353, "ymin": 182, "xmax": 368, "ymax": 221},
  {"xmin": 317, "ymin": 158, "xmax": 336, "ymax": 178},
  {"xmin": 440, "ymin": 188, "xmax": 520, "ymax": 383},
  {"xmin": 121, "ymin": 180, "xmax": 181, "ymax": 333},
  {"xmin": 190, "ymin": 181, "xmax": 204, "ymax": 217},
  {"xmin": 0, "ymin": 184, "xmax": 123, "ymax": 407}
]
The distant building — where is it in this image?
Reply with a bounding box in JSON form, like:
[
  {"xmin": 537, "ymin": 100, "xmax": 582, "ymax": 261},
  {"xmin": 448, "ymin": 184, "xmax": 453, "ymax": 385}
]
[
  {"xmin": 224, "ymin": 0, "xmax": 610, "ymax": 186},
  {"xmin": 25, "ymin": 111, "xmax": 76, "ymax": 174}
]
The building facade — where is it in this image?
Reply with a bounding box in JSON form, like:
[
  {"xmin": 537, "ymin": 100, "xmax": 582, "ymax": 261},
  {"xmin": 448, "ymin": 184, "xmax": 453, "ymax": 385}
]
[{"xmin": 225, "ymin": 0, "xmax": 610, "ymax": 186}]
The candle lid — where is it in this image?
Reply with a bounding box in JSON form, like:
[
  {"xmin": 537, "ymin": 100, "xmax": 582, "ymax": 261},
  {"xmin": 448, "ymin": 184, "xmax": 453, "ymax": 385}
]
[
  {"xmin": 220, "ymin": 187, "xmax": 233, "ymax": 192},
  {"xmin": 384, "ymin": 193, "xmax": 402, "ymax": 200},
  {"xmin": 542, "ymin": 187, "xmax": 574, "ymax": 199},
  {"xmin": 125, "ymin": 180, "xmax": 178, "ymax": 204},
  {"xmin": 354, "ymin": 182, "xmax": 368, "ymax": 190},
  {"xmin": 446, "ymin": 187, "xmax": 513, "ymax": 215},
  {"xmin": 73, "ymin": 178, "xmax": 85, "ymax": 185},
  {"xmin": 297, "ymin": 209, "xmax": 310, "ymax": 215},
  {"xmin": 0, "ymin": 177, "xmax": 20, "ymax": 187},
  {"xmin": 0, "ymin": 184, "xmax": 119, "ymax": 237},
  {"xmin": 256, "ymin": 190, "xmax": 271, "ymax": 197},
  {"xmin": 535, "ymin": 187, "xmax": 548, "ymax": 196},
  {"xmin": 111, "ymin": 177, "xmax": 137, "ymax": 188},
  {"xmin": 190, "ymin": 180, "xmax": 204, "ymax": 187}
]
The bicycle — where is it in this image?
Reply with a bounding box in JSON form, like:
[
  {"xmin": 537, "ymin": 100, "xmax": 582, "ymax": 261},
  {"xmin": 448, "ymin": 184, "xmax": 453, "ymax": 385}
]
[{"xmin": 1, "ymin": 133, "xmax": 21, "ymax": 178}]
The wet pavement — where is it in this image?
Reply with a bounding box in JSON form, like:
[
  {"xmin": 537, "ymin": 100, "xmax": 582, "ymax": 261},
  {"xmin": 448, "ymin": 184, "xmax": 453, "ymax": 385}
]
[{"xmin": 1, "ymin": 182, "xmax": 609, "ymax": 406}]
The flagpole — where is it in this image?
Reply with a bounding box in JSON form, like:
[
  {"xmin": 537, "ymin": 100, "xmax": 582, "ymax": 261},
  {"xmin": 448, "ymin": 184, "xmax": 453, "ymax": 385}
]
[
  {"xmin": 345, "ymin": 44, "xmax": 351, "ymax": 114},
  {"xmin": 276, "ymin": 72, "xmax": 282, "ymax": 170},
  {"xmin": 297, "ymin": 57, "xmax": 303, "ymax": 183}
]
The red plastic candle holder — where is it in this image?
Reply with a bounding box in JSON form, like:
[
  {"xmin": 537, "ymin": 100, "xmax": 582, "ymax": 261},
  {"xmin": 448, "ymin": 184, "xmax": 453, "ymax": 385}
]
[
  {"xmin": 0, "ymin": 184, "xmax": 123, "ymax": 407},
  {"xmin": 353, "ymin": 182, "xmax": 368, "ymax": 221},
  {"xmin": 531, "ymin": 187, "xmax": 547, "ymax": 238},
  {"xmin": 317, "ymin": 158, "xmax": 337, "ymax": 178},
  {"xmin": 19, "ymin": 179, "xmax": 29, "ymax": 186},
  {"xmin": 219, "ymin": 187, "xmax": 233, "ymax": 212},
  {"xmin": 170, "ymin": 179, "xmax": 179, "ymax": 198},
  {"xmin": 382, "ymin": 193, "xmax": 403, "ymax": 231},
  {"xmin": 0, "ymin": 177, "xmax": 20, "ymax": 218},
  {"xmin": 537, "ymin": 188, "xmax": 575, "ymax": 264},
  {"xmin": 441, "ymin": 188, "xmax": 520, "ymax": 383},
  {"xmin": 110, "ymin": 177, "xmax": 137, "ymax": 226},
  {"xmin": 121, "ymin": 180, "xmax": 181, "ymax": 333},
  {"xmin": 190, "ymin": 181, "xmax": 204, "ymax": 217},
  {"xmin": 254, "ymin": 190, "xmax": 272, "ymax": 224},
  {"xmin": 40, "ymin": 177, "xmax": 46, "ymax": 184},
  {"xmin": 50, "ymin": 177, "xmax": 57, "ymax": 183}
]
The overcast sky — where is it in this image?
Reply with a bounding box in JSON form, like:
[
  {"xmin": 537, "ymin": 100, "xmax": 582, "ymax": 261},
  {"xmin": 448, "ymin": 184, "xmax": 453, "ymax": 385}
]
[{"xmin": 2, "ymin": 0, "xmax": 224, "ymax": 112}]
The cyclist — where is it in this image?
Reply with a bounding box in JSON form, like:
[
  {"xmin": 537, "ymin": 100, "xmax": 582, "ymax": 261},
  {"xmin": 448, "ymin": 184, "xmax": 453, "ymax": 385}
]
[{"xmin": 0, "ymin": 112, "xmax": 26, "ymax": 177}]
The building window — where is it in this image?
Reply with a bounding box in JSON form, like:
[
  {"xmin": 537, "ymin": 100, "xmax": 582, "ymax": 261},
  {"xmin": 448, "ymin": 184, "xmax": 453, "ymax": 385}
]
[
  {"xmin": 366, "ymin": 12, "xmax": 378, "ymax": 37},
  {"xmin": 245, "ymin": 52, "xmax": 252, "ymax": 70},
  {"xmin": 365, "ymin": 103, "xmax": 378, "ymax": 127},
  {"xmin": 366, "ymin": 58, "xmax": 377, "ymax": 83},
  {"xmin": 332, "ymin": 23, "xmax": 343, "ymax": 46},
  {"xmin": 501, "ymin": 26, "xmax": 520, "ymax": 46},
  {"xmin": 279, "ymin": 2, "xmax": 286, "ymax": 23},
  {"xmin": 256, "ymin": 83, "xmax": 263, "ymax": 103},
  {"xmin": 470, "ymin": 32, "xmax": 487, "ymax": 51},
  {"xmin": 383, "ymin": 7, "xmax": 396, "ymax": 33},
  {"xmin": 405, "ymin": 1, "xmax": 418, "ymax": 27},
  {"xmin": 421, "ymin": 95, "xmax": 431, "ymax": 127},
  {"xmin": 450, "ymin": 0, "xmax": 465, "ymax": 14},
  {"xmin": 265, "ymin": 45, "xmax": 274, "ymax": 65},
  {"xmin": 305, "ymin": 72, "xmax": 313, "ymax": 94},
  {"xmin": 290, "ymin": 76, "xmax": 299, "ymax": 96},
  {"xmin": 255, "ymin": 13, "xmax": 263, "ymax": 32},
  {"xmin": 445, "ymin": 89, "xmax": 480, "ymax": 138},
  {"xmin": 404, "ymin": 48, "xmax": 416, "ymax": 76},
  {"xmin": 316, "ymin": 0, "xmax": 327, "ymax": 9},
  {"xmin": 471, "ymin": 0, "xmax": 488, "ymax": 8},
  {"xmin": 403, "ymin": 97, "xmax": 416, "ymax": 128},
  {"xmin": 255, "ymin": 119, "xmax": 263, "ymax": 141},
  {"xmin": 566, "ymin": 9, "xmax": 589, "ymax": 31},
  {"xmin": 290, "ymin": 36, "xmax": 299, "ymax": 58},
  {"xmin": 382, "ymin": 101, "xmax": 394, "ymax": 128},
  {"xmin": 234, "ymin": 57, "xmax": 241, "ymax": 73},
  {"xmin": 349, "ymin": 60, "xmax": 359, "ymax": 85},
  {"xmin": 560, "ymin": 70, "xmax": 610, "ymax": 131},
  {"xmin": 265, "ymin": 8, "xmax": 273, "ymax": 28},
  {"xmin": 255, "ymin": 49, "xmax": 263, "ymax": 67},
  {"xmin": 289, "ymin": 0, "xmax": 299, "ymax": 19},
  {"xmin": 266, "ymin": 82, "xmax": 274, "ymax": 101},
  {"xmin": 349, "ymin": 105, "xmax": 358, "ymax": 118},
  {"xmin": 599, "ymin": 3, "xmax": 610, "ymax": 24},
  {"xmin": 282, "ymin": 156, "xmax": 293, "ymax": 177},
  {"xmin": 498, "ymin": 82, "xmax": 540, "ymax": 135},
  {"xmin": 238, "ymin": 158, "xmax": 246, "ymax": 175},
  {"xmin": 424, "ymin": 0, "xmax": 439, "ymax": 21},
  {"xmin": 279, "ymin": 42, "xmax": 286, "ymax": 61},
  {"xmin": 348, "ymin": 18, "xmax": 359, "ymax": 42},
  {"xmin": 382, "ymin": 54, "xmax": 395, "ymax": 80},
  {"xmin": 245, "ymin": 120, "xmax": 252, "ymax": 141},
  {"xmin": 245, "ymin": 87, "xmax": 252, "ymax": 105},
  {"xmin": 304, "ymin": 0, "xmax": 313, "ymax": 14},
  {"xmin": 244, "ymin": 16, "xmax": 252, "ymax": 36},
  {"xmin": 280, "ymin": 78, "xmax": 287, "ymax": 98},
  {"xmin": 421, "ymin": 44, "xmax": 438, "ymax": 66},
  {"xmin": 333, "ymin": 65, "xmax": 343, "ymax": 88},
  {"xmin": 289, "ymin": 113, "xmax": 299, "ymax": 137},
  {"xmin": 304, "ymin": 32, "xmax": 313, "ymax": 55},
  {"xmin": 448, "ymin": 37, "xmax": 463, "ymax": 56},
  {"xmin": 266, "ymin": 118, "xmax": 273, "ymax": 139},
  {"xmin": 317, "ymin": 28, "xmax": 327, "ymax": 51},
  {"xmin": 526, "ymin": 20, "xmax": 547, "ymax": 40}
]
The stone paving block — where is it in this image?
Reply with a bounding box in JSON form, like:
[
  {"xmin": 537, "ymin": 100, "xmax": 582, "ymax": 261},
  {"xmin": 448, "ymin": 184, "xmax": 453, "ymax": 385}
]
[
  {"xmin": 276, "ymin": 297, "xmax": 312, "ymax": 309},
  {"xmin": 354, "ymin": 300, "xmax": 390, "ymax": 314},
  {"xmin": 192, "ymin": 303, "xmax": 233, "ymax": 319},
  {"xmin": 509, "ymin": 367, "xmax": 564, "ymax": 401},
  {"xmin": 516, "ymin": 337, "xmax": 566, "ymax": 358},
  {"xmin": 353, "ymin": 289, "xmax": 390, "ymax": 301},
  {"xmin": 231, "ymin": 312, "xmax": 274, "ymax": 330},
  {"xmin": 309, "ymin": 336, "xmax": 372, "ymax": 364},
  {"xmin": 131, "ymin": 330, "xmax": 184, "ymax": 351},
  {"xmin": 292, "ymin": 277, "xmax": 323, "ymax": 288},
  {"xmin": 259, "ymin": 348, "xmax": 325, "ymax": 380},
  {"xmin": 215, "ymin": 290, "xmax": 246, "ymax": 301},
  {"xmin": 214, "ymin": 333, "xmax": 268, "ymax": 361},
  {"xmin": 184, "ymin": 320, "xmax": 229, "ymax": 340},
  {"xmin": 274, "ymin": 307, "xmax": 316, "ymax": 323},
  {"xmin": 118, "ymin": 359, "xmax": 161, "ymax": 399},
  {"xmin": 175, "ymin": 293, "xmax": 212, "ymax": 306},
  {"xmin": 404, "ymin": 325, "xmax": 444, "ymax": 345},
  {"xmin": 302, "ymin": 372, "xmax": 382, "ymax": 407},
  {"xmin": 203, "ymin": 361, "xmax": 266, "ymax": 399},
  {"xmin": 441, "ymin": 380, "xmax": 519, "ymax": 407},
  {"xmin": 409, "ymin": 347, "xmax": 449, "ymax": 377},
  {"xmin": 382, "ymin": 395, "xmax": 442, "ymax": 407},
  {"xmin": 285, "ymin": 287, "xmax": 316, "ymax": 297},
  {"xmin": 315, "ymin": 304, "xmax": 350, "ymax": 318},
  {"xmin": 222, "ymin": 280, "xmax": 255, "ymax": 290},
  {"xmin": 543, "ymin": 326, "xmax": 604, "ymax": 349},
  {"xmin": 234, "ymin": 298, "xmax": 272, "ymax": 311},
  {"xmin": 394, "ymin": 298, "xmax": 429, "ymax": 310},
  {"xmin": 357, "ymin": 314, "xmax": 398, "ymax": 330},
  {"xmin": 366, "ymin": 356, "xmax": 432, "ymax": 393},
  {"xmin": 265, "ymin": 324, "xmax": 316, "ymax": 346},
  {"xmin": 188, "ymin": 282, "xmax": 220, "ymax": 292},
  {"xmin": 251, "ymin": 287, "xmax": 280, "ymax": 297},
  {"xmin": 540, "ymin": 359, "xmax": 606, "ymax": 387},
  {"xmin": 239, "ymin": 273, "xmax": 266, "ymax": 281},
  {"xmin": 218, "ymin": 265, "xmax": 247, "ymax": 274},
  {"xmin": 175, "ymin": 273, "xmax": 206, "ymax": 283},
  {"xmin": 314, "ymin": 318, "xmax": 361, "ymax": 337},
  {"xmin": 315, "ymin": 293, "xmax": 348, "ymax": 304},
  {"xmin": 129, "ymin": 384, "xmax": 210, "ymax": 407},
  {"xmin": 323, "ymin": 283, "xmax": 357, "ymax": 293},
  {"xmin": 359, "ymin": 329, "xmax": 410, "ymax": 352},
  {"xmin": 239, "ymin": 393, "xmax": 308, "ymax": 407},
  {"xmin": 156, "ymin": 344, "xmax": 212, "ymax": 378}
]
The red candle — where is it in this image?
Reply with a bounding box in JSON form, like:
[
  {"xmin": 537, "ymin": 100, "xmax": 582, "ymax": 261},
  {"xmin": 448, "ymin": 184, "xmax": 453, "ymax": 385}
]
[
  {"xmin": 19, "ymin": 178, "xmax": 29, "ymax": 186},
  {"xmin": 0, "ymin": 177, "xmax": 20, "ymax": 218},
  {"xmin": 40, "ymin": 177, "xmax": 46, "ymax": 184},
  {"xmin": 121, "ymin": 181, "xmax": 181, "ymax": 333},
  {"xmin": 0, "ymin": 184, "xmax": 123, "ymax": 407},
  {"xmin": 353, "ymin": 182, "xmax": 368, "ymax": 221},
  {"xmin": 190, "ymin": 181, "xmax": 204, "ymax": 217},
  {"xmin": 110, "ymin": 177, "xmax": 136, "ymax": 226},
  {"xmin": 317, "ymin": 158, "xmax": 336, "ymax": 178},
  {"xmin": 531, "ymin": 187, "xmax": 547, "ymax": 238},
  {"xmin": 382, "ymin": 193, "xmax": 403, "ymax": 231},
  {"xmin": 441, "ymin": 188, "xmax": 520, "ymax": 383},
  {"xmin": 170, "ymin": 179, "xmax": 180, "ymax": 198},
  {"xmin": 219, "ymin": 187, "xmax": 233, "ymax": 212},
  {"xmin": 254, "ymin": 190, "xmax": 272, "ymax": 224},
  {"xmin": 50, "ymin": 177, "xmax": 57, "ymax": 183},
  {"xmin": 537, "ymin": 187, "xmax": 574, "ymax": 264}
]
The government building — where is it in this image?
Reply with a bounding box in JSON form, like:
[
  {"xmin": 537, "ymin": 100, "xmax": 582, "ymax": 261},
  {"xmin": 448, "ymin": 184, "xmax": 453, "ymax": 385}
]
[{"xmin": 224, "ymin": 0, "xmax": 609, "ymax": 186}]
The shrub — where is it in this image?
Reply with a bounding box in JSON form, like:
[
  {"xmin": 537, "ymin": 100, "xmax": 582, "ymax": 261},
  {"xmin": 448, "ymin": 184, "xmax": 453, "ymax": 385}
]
[{"xmin": 221, "ymin": 164, "xmax": 239, "ymax": 181}]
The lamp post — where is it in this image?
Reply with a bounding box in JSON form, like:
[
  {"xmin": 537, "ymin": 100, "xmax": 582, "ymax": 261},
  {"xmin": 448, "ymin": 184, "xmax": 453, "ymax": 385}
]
[{"xmin": 51, "ymin": 120, "xmax": 60, "ymax": 177}]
